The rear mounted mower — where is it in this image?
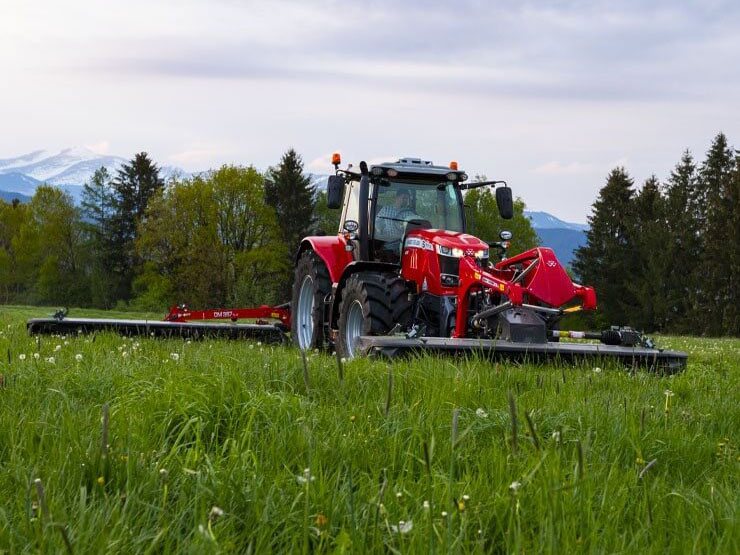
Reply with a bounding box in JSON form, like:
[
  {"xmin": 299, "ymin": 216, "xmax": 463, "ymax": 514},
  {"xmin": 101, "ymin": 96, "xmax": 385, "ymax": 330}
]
[{"xmin": 26, "ymin": 155, "xmax": 687, "ymax": 372}]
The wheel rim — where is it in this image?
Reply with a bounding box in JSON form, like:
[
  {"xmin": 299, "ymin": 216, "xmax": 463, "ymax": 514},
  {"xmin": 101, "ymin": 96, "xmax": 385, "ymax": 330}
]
[
  {"xmin": 296, "ymin": 275, "xmax": 315, "ymax": 349},
  {"xmin": 345, "ymin": 300, "xmax": 365, "ymax": 359}
]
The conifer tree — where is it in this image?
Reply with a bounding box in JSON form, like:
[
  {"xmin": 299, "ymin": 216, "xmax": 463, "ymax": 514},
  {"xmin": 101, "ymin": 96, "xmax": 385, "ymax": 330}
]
[
  {"xmin": 573, "ymin": 167, "xmax": 637, "ymax": 327},
  {"xmin": 630, "ymin": 176, "xmax": 669, "ymax": 331},
  {"xmin": 81, "ymin": 167, "xmax": 117, "ymax": 307},
  {"xmin": 663, "ymin": 151, "xmax": 701, "ymax": 332},
  {"xmin": 110, "ymin": 152, "xmax": 165, "ymax": 301},
  {"xmin": 697, "ymin": 133, "xmax": 735, "ymax": 335},
  {"xmin": 264, "ymin": 149, "xmax": 315, "ymax": 296}
]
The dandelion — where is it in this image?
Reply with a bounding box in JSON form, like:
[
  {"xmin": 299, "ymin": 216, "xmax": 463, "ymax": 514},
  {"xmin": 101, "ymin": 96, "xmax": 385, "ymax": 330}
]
[
  {"xmin": 209, "ymin": 506, "xmax": 224, "ymax": 522},
  {"xmin": 257, "ymin": 341, "xmax": 262, "ymax": 346},
  {"xmin": 186, "ymin": 340, "xmax": 192, "ymax": 345},
  {"xmin": 422, "ymin": 500, "xmax": 430, "ymax": 510},
  {"xmin": 54, "ymin": 344, "xmax": 62, "ymax": 352},
  {"xmin": 396, "ymin": 492, "xmax": 403, "ymax": 500},
  {"xmin": 159, "ymin": 468, "xmax": 169, "ymax": 482},
  {"xmin": 45, "ymin": 356, "xmax": 55, "ymax": 364},
  {"xmin": 19, "ymin": 354, "xmax": 26, "ymax": 361},
  {"xmin": 592, "ymin": 367, "xmax": 602, "ymax": 374},
  {"xmin": 390, "ymin": 520, "xmax": 413, "ymax": 534},
  {"xmin": 509, "ymin": 480, "xmax": 522, "ymax": 493},
  {"xmin": 664, "ymin": 389, "xmax": 675, "ymax": 413},
  {"xmin": 441, "ymin": 511, "xmax": 448, "ymax": 518},
  {"xmin": 340, "ymin": 357, "xmax": 347, "ymax": 363},
  {"xmin": 33, "ymin": 353, "xmax": 40, "ymax": 360},
  {"xmin": 170, "ymin": 353, "xmax": 180, "ymax": 361},
  {"xmin": 462, "ymin": 494, "xmax": 470, "ymax": 501},
  {"xmin": 121, "ymin": 351, "xmax": 129, "ymax": 358},
  {"xmin": 75, "ymin": 354, "xmax": 83, "ymax": 362},
  {"xmin": 475, "ymin": 408, "xmax": 489, "ymax": 418},
  {"xmin": 296, "ymin": 468, "xmax": 315, "ymax": 485},
  {"xmin": 249, "ymin": 344, "xmax": 254, "ymax": 349},
  {"xmin": 63, "ymin": 340, "xmax": 69, "ymax": 346}
]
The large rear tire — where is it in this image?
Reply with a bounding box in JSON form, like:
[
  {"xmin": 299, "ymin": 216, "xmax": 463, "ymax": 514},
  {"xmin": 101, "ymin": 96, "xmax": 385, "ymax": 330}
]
[
  {"xmin": 291, "ymin": 251, "xmax": 331, "ymax": 351},
  {"xmin": 336, "ymin": 272, "xmax": 412, "ymax": 359}
]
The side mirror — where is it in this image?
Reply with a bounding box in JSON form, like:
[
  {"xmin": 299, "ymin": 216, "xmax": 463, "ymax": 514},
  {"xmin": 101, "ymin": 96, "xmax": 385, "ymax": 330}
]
[
  {"xmin": 496, "ymin": 186, "xmax": 514, "ymax": 220},
  {"xmin": 326, "ymin": 175, "xmax": 345, "ymax": 209}
]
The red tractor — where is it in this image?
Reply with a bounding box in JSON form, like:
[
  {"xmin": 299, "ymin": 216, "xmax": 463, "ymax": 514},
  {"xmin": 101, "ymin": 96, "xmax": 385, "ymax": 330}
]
[{"xmin": 290, "ymin": 155, "xmax": 685, "ymax": 370}]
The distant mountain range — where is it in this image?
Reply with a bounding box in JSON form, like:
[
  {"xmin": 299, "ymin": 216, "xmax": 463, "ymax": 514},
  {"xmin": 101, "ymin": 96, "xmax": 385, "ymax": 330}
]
[
  {"xmin": 0, "ymin": 148, "xmax": 184, "ymax": 203},
  {"xmin": 0, "ymin": 154, "xmax": 588, "ymax": 266}
]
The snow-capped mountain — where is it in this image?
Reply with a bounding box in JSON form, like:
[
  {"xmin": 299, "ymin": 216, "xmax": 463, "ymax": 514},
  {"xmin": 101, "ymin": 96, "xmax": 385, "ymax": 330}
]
[
  {"xmin": 524, "ymin": 211, "xmax": 588, "ymax": 231},
  {"xmin": 0, "ymin": 148, "xmax": 185, "ymax": 202}
]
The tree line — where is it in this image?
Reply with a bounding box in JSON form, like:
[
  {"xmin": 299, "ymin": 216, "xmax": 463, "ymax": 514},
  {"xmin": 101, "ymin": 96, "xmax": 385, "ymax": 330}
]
[{"xmin": 574, "ymin": 132, "xmax": 739, "ymax": 336}]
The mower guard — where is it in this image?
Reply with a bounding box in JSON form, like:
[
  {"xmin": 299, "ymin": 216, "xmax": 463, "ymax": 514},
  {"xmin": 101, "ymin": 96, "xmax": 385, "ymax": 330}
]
[
  {"xmin": 356, "ymin": 335, "xmax": 687, "ymax": 373},
  {"xmin": 26, "ymin": 316, "xmax": 287, "ymax": 343}
]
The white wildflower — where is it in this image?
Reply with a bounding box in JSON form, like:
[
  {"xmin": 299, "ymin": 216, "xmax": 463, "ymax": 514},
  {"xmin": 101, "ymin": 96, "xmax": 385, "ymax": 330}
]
[
  {"xmin": 509, "ymin": 480, "xmax": 522, "ymax": 493},
  {"xmin": 441, "ymin": 511, "xmax": 448, "ymax": 517},
  {"xmin": 422, "ymin": 500, "xmax": 430, "ymax": 510},
  {"xmin": 121, "ymin": 351, "xmax": 129, "ymax": 358},
  {"xmin": 19, "ymin": 353, "xmax": 26, "ymax": 361},
  {"xmin": 63, "ymin": 340, "xmax": 69, "ymax": 346},
  {"xmin": 209, "ymin": 506, "xmax": 224, "ymax": 521},
  {"xmin": 592, "ymin": 367, "xmax": 602, "ymax": 374},
  {"xmin": 296, "ymin": 468, "xmax": 315, "ymax": 485},
  {"xmin": 664, "ymin": 389, "xmax": 674, "ymax": 397},
  {"xmin": 54, "ymin": 344, "xmax": 62, "ymax": 352},
  {"xmin": 45, "ymin": 356, "xmax": 55, "ymax": 364},
  {"xmin": 390, "ymin": 520, "xmax": 413, "ymax": 534},
  {"xmin": 475, "ymin": 408, "xmax": 488, "ymax": 418},
  {"xmin": 33, "ymin": 352, "xmax": 40, "ymax": 360},
  {"xmin": 75, "ymin": 353, "xmax": 83, "ymax": 362},
  {"xmin": 551, "ymin": 430, "xmax": 561, "ymax": 441},
  {"xmin": 170, "ymin": 353, "xmax": 180, "ymax": 361}
]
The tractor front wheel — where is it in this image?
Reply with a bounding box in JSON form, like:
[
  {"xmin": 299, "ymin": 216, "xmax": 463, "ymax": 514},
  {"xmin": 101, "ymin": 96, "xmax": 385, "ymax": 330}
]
[
  {"xmin": 291, "ymin": 251, "xmax": 331, "ymax": 351},
  {"xmin": 336, "ymin": 272, "xmax": 411, "ymax": 359}
]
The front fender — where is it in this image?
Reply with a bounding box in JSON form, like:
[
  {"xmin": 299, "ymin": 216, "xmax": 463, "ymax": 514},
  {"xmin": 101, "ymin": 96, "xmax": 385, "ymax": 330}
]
[{"xmin": 297, "ymin": 236, "xmax": 355, "ymax": 284}]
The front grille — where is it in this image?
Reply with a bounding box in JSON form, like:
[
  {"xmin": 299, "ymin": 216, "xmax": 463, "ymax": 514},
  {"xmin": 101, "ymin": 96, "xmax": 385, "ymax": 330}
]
[{"xmin": 439, "ymin": 255, "xmax": 459, "ymax": 286}]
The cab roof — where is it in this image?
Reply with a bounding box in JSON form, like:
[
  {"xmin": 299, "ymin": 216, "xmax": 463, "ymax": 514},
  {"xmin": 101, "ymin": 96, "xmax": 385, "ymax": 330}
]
[{"xmin": 370, "ymin": 157, "xmax": 468, "ymax": 183}]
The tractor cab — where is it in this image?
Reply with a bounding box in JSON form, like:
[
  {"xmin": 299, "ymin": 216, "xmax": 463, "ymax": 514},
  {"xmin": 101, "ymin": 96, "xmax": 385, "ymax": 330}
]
[{"xmin": 326, "ymin": 156, "xmax": 513, "ymax": 265}]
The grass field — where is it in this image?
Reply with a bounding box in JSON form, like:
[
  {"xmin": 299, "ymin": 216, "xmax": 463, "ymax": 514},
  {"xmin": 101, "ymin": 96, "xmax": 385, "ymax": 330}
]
[{"xmin": 0, "ymin": 305, "xmax": 738, "ymax": 553}]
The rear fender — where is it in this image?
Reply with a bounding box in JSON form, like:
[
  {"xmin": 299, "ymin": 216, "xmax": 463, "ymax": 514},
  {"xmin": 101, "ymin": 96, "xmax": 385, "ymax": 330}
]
[
  {"xmin": 297, "ymin": 236, "xmax": 355, "ymax": 284},
  {"xmin": 328, "ymin": 261, "xmax": 401, "ymax": 330}
]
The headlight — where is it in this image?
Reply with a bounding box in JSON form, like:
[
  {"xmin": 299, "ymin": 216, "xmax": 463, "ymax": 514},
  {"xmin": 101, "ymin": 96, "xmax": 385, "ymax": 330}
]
[{"xmin": 435, "ymin": 245, "xmax": 487, "ymax": 258}]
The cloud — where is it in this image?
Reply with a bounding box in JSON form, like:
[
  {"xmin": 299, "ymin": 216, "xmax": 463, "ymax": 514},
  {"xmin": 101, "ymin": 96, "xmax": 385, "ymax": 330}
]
[
  {"xmin": 533, "ymin": 161, "xmax": 597, "ymax": 176},
  {"xmin": 85, "ymin": 140, "xmax": 110, "ymax": 154}
]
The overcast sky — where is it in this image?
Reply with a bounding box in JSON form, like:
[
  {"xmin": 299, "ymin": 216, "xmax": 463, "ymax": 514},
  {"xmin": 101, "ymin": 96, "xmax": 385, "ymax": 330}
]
[{"xmin": 1, "ymin": 0, "xmax": 738, "ymax": 221}]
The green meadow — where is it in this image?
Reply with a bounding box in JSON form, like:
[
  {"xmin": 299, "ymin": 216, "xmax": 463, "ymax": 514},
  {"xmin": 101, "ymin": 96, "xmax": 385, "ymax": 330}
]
[{"xmin": 0, "ymin": 306, "xmax": 738, "ymax": 553}]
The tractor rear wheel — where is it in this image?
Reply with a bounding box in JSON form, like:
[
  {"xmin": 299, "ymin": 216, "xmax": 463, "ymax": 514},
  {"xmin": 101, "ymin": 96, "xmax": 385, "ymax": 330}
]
[
  {"xmin": 336, "ymin": 272, "xmax": 412, "ymax": 359},
  {"xmin": 292, "ymin": 250, "xmax": 331, "ymax": 351}
]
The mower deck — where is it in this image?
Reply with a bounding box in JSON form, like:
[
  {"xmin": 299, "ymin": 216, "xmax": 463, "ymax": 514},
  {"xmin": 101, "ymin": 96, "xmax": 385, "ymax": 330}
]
[
  {"xmin": 357, "ymin": 335, "xmax": 688, "ymax": 372},
  {"xmin": 26, "ymin": 317, "xmax": 286, "ymax": 343}
]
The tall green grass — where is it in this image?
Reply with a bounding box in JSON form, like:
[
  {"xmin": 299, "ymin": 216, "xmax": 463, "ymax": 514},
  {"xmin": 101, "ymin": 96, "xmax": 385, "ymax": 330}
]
[{"xmin": 0, "ymin": 306, "xmax": 738, "ymax": 553}]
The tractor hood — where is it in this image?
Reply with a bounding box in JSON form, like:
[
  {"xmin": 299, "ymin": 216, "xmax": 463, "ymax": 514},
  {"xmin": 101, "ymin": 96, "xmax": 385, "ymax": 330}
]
[{"xmin": 406, "ymin": 228, "xmax": 489, "ymax": 255}]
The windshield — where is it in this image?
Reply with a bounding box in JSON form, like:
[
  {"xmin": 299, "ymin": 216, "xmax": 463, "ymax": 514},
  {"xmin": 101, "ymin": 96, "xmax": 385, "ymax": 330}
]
[{"xmin": 373, "ymin": 181, "xmax": 464, "ymax": 243}]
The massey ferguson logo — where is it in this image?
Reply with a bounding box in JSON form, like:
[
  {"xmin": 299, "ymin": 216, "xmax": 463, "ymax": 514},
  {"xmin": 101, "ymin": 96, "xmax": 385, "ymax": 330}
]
[{"xmin": 546, "ymin": 260, "xmax": 557, "ymax": 268}]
